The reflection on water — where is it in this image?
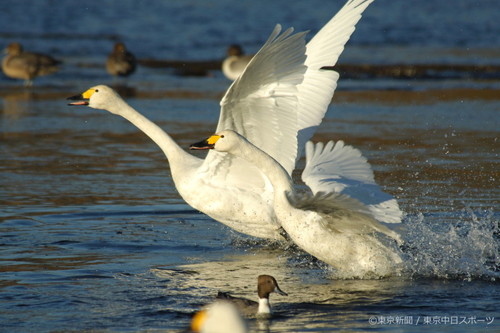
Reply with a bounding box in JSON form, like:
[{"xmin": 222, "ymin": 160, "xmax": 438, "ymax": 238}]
[
  {"xmin": 153, "ymin": 249, "xmax": 410, "ymax": 331},
  {"xmin": 0, "ymin": 90, "xmax": 35, "ymax": 118}
]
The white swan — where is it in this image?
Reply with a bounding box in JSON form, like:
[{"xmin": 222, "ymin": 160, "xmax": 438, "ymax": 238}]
[
  {"xmin": 191, "ymin": 301, "xmax": 248, "ymax": 333},
  {"xmin": 190, "ymin": 130, "xmax": 403, "ymax": 278},
  {"xmin": 68, "ymin": 0, "xmax": 399, "ymax": 241},
  {"xmin": 222, "ymin": 44, "xmax": 253, "ymax": 81}
]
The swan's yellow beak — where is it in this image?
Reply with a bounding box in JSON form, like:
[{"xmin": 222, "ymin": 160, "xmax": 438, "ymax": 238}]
[
  {"xmin": 190, "ymin": 309, "xmax": 207, "ymax": 332},
  {"xmin": 67, "ymin": 88, "xmax": 96, "ymax": 106},
  {"xmin": 189, "ymin": 135, "xmax": 220, "ymax": 150}
]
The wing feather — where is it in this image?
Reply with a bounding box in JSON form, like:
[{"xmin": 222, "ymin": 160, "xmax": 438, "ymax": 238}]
[
  {"xmin": 289, "ymin": 190, "xmax": 402, "ymax": 242},
  {"xmin": 302, "ymin": 140, "xmax": 403, "ymax": 223},
  {"xmin": 217, "ymin": 24, "xmax": 308, "ymax": 175},
  {"xmin": 199, "ymin": 0, "xmax": 376, "ymax": 217},
  {"xmin": 296, "ymin": 0, "xmax": 375, "ymax": 158}
]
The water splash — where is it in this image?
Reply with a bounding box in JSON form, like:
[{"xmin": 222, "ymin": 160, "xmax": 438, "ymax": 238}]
[{"xmin": 400, "ymin": 207, "xmax": 499, "ymax": 281}]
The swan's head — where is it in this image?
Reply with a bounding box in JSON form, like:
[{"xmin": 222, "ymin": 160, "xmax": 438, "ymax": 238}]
[
  {"xmin": 191, "ymin": 301, "xmax": 247, "ymax": 333},
  {"xmin": 67, "ymin": 85, "xmax": 123, "ymax": 113},
  {"xmin": 190, "ymin": 130, "xmax": 243, "ymax": 153}
]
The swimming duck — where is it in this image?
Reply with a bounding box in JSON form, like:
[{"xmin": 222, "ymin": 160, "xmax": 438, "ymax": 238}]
[
  {"xmin": 106, "ymin": 42, "xmax": 136, "ymax": 77},
  {"xmin": 190, "ymin": 130, "xmax": 403, "ymax": 278},
  {"xmin": 67, "ymin": 0, "xmax": 397, "ymax": 241},
  {"xmin": 216, "ymin": 274, "xmax": 287, "ymax": 318},
  {"xmin": 222, "ymin": 44, "xmax": 253, "ymax": 81},
  {"xmin": 2, "ymin": 42, "xmax": 61, "ymax": 86}
]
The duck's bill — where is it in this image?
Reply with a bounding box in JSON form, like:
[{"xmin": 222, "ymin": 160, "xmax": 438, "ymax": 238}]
[
  {"xmin": 189, "ymin": 138, "xmax": 214, "ymax": 150},
  {"xmin": 67, "ymin": 94, "xmax": 89, "ymax": 106},
  {"xmin": 276, "ymin": 287, "xmax": 288, "ymax": 296}
]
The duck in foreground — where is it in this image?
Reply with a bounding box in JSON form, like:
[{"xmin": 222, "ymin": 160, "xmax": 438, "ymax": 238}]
[
  {"xmin": 191, "ymin": 275, "xmax": 285, "ymax": 332},
  {"xmin": 2, "ymin": 42, "xmax": 61, "ymax": 86},
  {"xmin": 68, "ymin": 0, "xmax": 400, "ymax": 241},
  {"xmin": 106, "ymin": 42, "xmax": 136, "ymax": 77},
  {"xmin": 216, "ymin": 274, "xmax": 287, "ymax": 318},
  {"xmin": 191, "ymin": 131, "xmax": 403, "ymax": 278}
]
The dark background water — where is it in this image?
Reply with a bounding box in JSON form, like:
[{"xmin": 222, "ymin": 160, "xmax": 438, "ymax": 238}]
[{"xmin": 1, "ymin": 0, "xmax": 499, "ymax": 332}]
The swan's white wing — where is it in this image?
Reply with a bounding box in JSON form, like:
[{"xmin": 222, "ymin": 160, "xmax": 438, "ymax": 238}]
[
  {"xmin": 196, "ymin": 25, "xmax": 308, "ymax": 201},
  {"xmin": 216, "ymin": 24, "xmax": 307, "ymax": 175},
  {"xmin": 209, "ymin": 0, "xmax": 375, "ymax": 184},
  {"xmin": 296, "ymin": 0, "xmax": 375, "ymax": 159},
  {"xmin": 289, "ymin": 191, "xmax": 402, "ymax": 243},
  {"xmin": 193, "ymin": 2, "xmax": 375, "ymax": 234},
  {"xmin": 302, "ymin": 141, "xmax": 403, "ymax": 223}
]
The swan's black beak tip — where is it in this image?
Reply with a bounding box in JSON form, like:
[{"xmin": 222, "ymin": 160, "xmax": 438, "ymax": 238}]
[
  {"xmin": 189, "ymin": 139, "xmax": 214, "ymax": 150},
  {"xmin": 67, "ymin": 94, "xmax": 89, "ymax": 106}
]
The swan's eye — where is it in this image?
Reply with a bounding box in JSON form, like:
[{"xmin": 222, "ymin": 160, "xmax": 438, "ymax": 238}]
[
  {"xmin": 220, "ymin": 135, "xmax": 224, "ymax": 138},
  {"xmin": 95, "ymin": 89, "xmax": 99, "ymax": 92}
]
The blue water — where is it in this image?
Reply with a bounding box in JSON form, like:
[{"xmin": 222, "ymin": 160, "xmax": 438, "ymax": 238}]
[{"xmin": 1, "ymin": 0, "xmax": 499, "ymax": 332}]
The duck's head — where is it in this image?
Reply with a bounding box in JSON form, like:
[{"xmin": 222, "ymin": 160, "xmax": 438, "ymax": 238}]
[
  {"xmin": 67, "ymin": 85, "xmax": 122, "ymax": 113},
  {"xmin": 5, "ymin": 42, "xmax": 22, "ymax": 56},
  {"xmin": 257, "ymin": 274, "xmax": 287, "ymax": 299},
  {"xmin": 227, "ymin": 44, "xmax": 244, "ymax": 57},
  {"xmin": 112, "ymin": 42, "xmax": 127, "ymax": 53},
  {"xmin": 190, "ymin": 130, "xmax": 243, "ymax": 153}
]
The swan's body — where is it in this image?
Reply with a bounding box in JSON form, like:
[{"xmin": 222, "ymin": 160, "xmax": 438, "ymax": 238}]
[
  {"xmin": 68, "ymin": 0, "xmax": 401, "ymax": 241},
  {"xmin": 222, "ymin": 45, "xmax": 253, "ymax": 81},
  {"xmin": 106, "ymin": 42, "xmax": 136, "ymax": 77},
  {"xmin": 2, "ymin": 42, "xmax": 61, "ymax": 86},
  {"xmin": 191, "ymin": 131, "xmax": 403, "ymax": 278},
  {"xmin": 216, "ymin": 275, "xmax": 287, "ymax": 318}
]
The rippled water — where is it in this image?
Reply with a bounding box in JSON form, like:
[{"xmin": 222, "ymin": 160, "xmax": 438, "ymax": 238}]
[{"xmin": 1, "ymin": 0, "xmax": 499, "ymax": 332}]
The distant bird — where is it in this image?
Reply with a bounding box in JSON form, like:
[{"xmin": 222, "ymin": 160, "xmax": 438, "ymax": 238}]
[
  {"xmin": 216, "ymin": 274, "xmax": 287, "ymax": 318},
  {"xmin": 106, "ymin": 42, "xmax": 136, "ymax": 77},
  {"xmin": 1, "ymin": 42, "xmax": 61, "ymax": 86},
  {"xmin": 221, "ymin": 44, "xmax": 253, "ymax": 80}
]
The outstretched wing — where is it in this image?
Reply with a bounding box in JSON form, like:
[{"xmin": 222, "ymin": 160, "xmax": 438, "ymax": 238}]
[
  {"xmin": 302, "ymin": 140, "xmax": 403, "ymax": 223},
  {"xmin": 216, "ymin": 24, "xmax": 307, "ymax": 175},
  {"xmin": 200, "ymin": 0, "xmax": 376, "ymax": 208},
  {"xmin": 199, "ymin": 24, "xmax": 308, "ymax": 192},
  {"xmin": 296, "ymin": 0, "xmax": 375, "ymax": 161}
]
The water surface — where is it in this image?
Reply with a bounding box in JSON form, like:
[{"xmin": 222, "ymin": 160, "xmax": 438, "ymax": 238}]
[{"xmin": 1, "ymin": 0, "xmax": 499, "ymax": 332}]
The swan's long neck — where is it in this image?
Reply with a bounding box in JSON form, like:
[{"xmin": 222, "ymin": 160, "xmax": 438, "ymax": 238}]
[
  {"xmin": 235, "ymin": 138, "xmax": 294, "ymax": 206},
  {"xmin": 107, "ymin": 97, "xmax": 198, "ymax": 179}
]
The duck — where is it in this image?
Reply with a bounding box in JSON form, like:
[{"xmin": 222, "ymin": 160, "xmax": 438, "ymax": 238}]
[
  {"xmin": 221, "ymin": 44, "xmax": 253, "ymax": 81},
  {"xmin": 190, "ymin": 130, "xmax": 403, "ymax": 278},
  {"xmin": 67, "ymin": 0, "xmax": 399, "ymax": 241},
  {"xmin": 2, "ymin": 42, "xmax": 61, "ymax": 86},
  {"xmin": 215, "ymin": 274, "xmax": 287, "ymax": 318},
  {"xmin": 191, "ymin": 301, "xmax": 248, "ymax": 333},
  {"xmin": 106, "ymin": 42, "xmax": 136, "ymax": 77}
]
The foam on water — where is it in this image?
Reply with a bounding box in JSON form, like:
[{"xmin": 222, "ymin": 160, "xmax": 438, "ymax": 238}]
[
  {"xmin": 400, "ymin": 208, "xmax": 499, "ymax": 281},
  {"xmin": 228, "ymin": 204, "xmax": 499, "ymax": 281}
]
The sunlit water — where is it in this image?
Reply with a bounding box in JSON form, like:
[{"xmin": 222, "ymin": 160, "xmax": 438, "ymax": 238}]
[{"xmin": 1, "ymin": 0, "xmax": 499, "ymax": 332}]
